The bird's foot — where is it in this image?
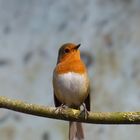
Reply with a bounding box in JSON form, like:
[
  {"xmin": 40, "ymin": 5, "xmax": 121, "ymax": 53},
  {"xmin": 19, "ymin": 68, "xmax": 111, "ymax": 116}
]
[
  {"xmin": 80, "ymin": 103, "xmax": 89, "ymax": 119},
  {"xmin": 55, "ymin": 104, "xmax": 66, "ymax": 113}
]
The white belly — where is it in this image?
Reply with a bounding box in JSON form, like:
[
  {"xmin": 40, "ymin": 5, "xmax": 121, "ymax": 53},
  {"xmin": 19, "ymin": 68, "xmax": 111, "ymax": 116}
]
[{"xmin": 53, "ymin": 72, "xmax": 89, "ymax": 107}]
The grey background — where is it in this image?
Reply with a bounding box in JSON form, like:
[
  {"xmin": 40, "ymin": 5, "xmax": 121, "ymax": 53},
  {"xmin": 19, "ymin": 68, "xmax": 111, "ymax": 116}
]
[{"xmin": 0, "ymin": 0, "xmax": 140, "ymax": 140}]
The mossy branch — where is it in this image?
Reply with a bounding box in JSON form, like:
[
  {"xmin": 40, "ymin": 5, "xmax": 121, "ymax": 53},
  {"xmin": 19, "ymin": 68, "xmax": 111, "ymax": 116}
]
[{"xmin": 0, "ymin": 96, "xmax": 140, "ymax": 124}]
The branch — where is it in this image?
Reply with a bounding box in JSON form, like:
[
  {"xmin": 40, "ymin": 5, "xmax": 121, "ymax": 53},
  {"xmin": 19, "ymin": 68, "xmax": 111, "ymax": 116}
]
[{"xmin": 0, "ymin": 96, "xmax": 140, "ymax": 124}]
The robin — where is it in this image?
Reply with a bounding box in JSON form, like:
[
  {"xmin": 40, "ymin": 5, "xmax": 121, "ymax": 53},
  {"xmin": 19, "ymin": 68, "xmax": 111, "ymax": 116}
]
[{"xmin": 53, "ymin": 43, "xmax": 90, "ymax": 140}]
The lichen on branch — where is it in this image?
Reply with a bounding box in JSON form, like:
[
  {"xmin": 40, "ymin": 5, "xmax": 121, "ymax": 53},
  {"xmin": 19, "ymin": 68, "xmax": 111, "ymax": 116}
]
[{"xmin": 0, "ymin": 96, "xmax": 140, "ymax": 124}]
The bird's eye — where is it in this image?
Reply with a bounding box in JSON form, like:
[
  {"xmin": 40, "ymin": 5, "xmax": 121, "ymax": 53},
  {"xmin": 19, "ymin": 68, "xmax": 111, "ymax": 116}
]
[{"xmin": 64, "ymin": 48, "xmax": 70, "ymax": 54}]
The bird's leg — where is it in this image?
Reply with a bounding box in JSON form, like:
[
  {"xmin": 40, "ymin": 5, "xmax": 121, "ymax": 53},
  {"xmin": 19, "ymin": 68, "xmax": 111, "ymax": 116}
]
[
  {"xmin": 55, "ymin": 104, "xmax": 67, "ymax": 113},
  {"xmin": 80, "ymin": 103, "xmax": 89, "ymax": 119}
]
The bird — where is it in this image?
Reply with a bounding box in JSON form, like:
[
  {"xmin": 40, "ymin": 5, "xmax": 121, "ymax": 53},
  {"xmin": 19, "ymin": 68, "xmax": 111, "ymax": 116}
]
[{"xmin": 53, "ymin": 43, "xmax": 90, "ymax": 140}]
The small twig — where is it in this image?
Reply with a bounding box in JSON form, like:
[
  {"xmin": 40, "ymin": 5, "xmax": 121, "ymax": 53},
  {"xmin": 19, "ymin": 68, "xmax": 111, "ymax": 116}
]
[{"xmin": 0, "ymin": 96, "xmax": 140, "ymax": 124}]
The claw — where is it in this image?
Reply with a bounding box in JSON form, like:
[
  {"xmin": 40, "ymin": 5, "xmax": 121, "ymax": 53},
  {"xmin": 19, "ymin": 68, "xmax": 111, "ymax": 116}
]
[
  {"xmin": 55, "ymin": 104, "xmax": 66, "ymax": 113},
  {"xmin": 80, "ymin": 103, "xmax": 89, "ymax": 119}
]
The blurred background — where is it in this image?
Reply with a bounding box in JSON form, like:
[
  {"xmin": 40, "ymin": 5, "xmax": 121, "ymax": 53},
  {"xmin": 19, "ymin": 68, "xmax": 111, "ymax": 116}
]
[{"xmin": 0, "ymin": 0, "xmax": 140, "ymax": 140}]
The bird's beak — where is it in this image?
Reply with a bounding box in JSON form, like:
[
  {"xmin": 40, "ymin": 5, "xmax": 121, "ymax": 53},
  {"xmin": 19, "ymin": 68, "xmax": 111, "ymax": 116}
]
[{"xmin": 75, "ymin": 44, "xmax": 81, "ymax": 50}]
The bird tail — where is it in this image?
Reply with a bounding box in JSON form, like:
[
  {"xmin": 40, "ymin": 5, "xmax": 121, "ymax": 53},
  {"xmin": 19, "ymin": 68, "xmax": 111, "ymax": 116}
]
[{"xmin": 69, "ymin": 121, "xmax": 84, "ymax": 140}]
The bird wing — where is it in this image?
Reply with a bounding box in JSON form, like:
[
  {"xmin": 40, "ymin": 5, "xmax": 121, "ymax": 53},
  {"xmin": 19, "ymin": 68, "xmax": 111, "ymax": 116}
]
[
  {"xmin": 84, "ymin": 86, "xmax": 90, "ymax": 111},
  {"xmin": 53, "ymin": 92, "xmax": 62, "ymax": 107}
]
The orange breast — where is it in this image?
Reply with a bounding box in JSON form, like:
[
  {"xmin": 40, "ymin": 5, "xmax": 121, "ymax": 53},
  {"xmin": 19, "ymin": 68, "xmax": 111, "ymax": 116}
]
[{"xmin": 55, "ymin": 59, "xmax": 87, "ymax": 74}]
